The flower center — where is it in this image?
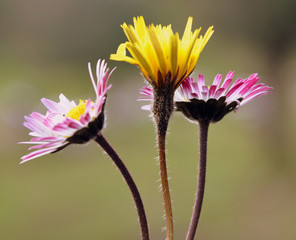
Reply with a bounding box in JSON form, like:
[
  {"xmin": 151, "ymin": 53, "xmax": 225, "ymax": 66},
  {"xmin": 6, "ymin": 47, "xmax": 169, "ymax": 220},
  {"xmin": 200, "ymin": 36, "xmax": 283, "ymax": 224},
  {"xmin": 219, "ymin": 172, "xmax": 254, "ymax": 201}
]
[{"xmin": 66, "ymin": 100, "xmax": 87, "ymax": 120}]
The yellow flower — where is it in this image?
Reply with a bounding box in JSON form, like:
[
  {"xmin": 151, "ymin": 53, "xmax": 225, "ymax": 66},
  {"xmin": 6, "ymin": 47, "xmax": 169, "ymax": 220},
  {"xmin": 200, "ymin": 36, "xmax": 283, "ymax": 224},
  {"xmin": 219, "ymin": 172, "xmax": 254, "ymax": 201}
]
[{"xmin": 110, "ymin": 16, "xmax": 214, "ymax": 89}]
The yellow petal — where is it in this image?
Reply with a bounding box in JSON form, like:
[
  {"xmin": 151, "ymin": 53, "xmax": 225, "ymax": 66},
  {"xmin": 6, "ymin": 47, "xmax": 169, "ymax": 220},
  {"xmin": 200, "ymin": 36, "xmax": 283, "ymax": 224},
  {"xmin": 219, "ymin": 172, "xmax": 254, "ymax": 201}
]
[
  {"xmin": 122, "ymin": 23, "xmax": 140, "ymax": 45},
  {"xmin": 178, "ymin": 30, "xmax": 199, "ymax": 79},
  {"xmin": 110, "ymin": 43, "xmax": 137, "ymax": 64},
  {"xmin": 147, "ymin": 27, "xmax": 167, "ymax": 76},
  {"xmin": 181, "ymin": 17, "xmax": 193, "ymax": 45},
  {"xmin": 126, "ymin": 43, "xmax": 156, "ymax": 81},
  {"xmin": 133, "ymin": 16, "xmax": 146, "ymax": 42},
  {"xmin": 200, "ymin": 26, "xmax": 214, "ymax": 51},
  {"xmin": 169, "ymin": 33, "xmax": 179, "ymax": 77}
]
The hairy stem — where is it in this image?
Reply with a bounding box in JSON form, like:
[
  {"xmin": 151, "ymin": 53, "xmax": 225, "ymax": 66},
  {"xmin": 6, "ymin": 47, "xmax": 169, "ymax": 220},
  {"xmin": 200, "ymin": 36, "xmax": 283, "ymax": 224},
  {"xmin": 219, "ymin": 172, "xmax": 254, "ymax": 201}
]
[
  {"xmin": 95, "ymin": 134, "xmax": 150, "ymax": 240},
  {"xmin": 158, "ymin": 128, "xmax": 174, "ymax": 240},
  {"xmin": 186, "ymin": 120, "xmax": 210, "ymax": 240},
  {"xmin": 152, "ymin": 85, "xmax": 174, "ymax": 240}
]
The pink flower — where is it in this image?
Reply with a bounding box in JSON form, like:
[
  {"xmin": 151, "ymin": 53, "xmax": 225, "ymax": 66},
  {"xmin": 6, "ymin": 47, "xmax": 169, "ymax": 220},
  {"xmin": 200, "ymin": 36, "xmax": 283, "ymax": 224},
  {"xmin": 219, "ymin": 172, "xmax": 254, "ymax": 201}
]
[
  {"xmin": 19, "ymin": 60, "xmax": 115, "ymax": 163},
  {"xmin": 139, "ymin": 71, "xmax": 272, "ymax": 122}
]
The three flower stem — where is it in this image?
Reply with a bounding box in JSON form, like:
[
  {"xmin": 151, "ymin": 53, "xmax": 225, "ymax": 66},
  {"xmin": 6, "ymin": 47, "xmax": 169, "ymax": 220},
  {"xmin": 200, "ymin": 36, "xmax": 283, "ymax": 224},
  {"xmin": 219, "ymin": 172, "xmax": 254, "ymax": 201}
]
[
  {"xmin": 186, "ymin": 120, "xmax": 209, "ymax": 240},
  {"xmin": 95, "ymin": 133, "xmax": 150, "ymax": 240},
  {"xmin": 95, "ymin": 94, "xmax": 209, "ymax": 240}
]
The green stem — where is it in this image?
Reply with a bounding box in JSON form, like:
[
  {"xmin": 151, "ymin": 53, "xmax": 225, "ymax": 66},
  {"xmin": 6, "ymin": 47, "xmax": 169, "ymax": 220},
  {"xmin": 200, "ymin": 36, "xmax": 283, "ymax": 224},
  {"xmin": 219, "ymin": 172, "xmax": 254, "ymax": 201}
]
[
  {"xmin": 186, "ymin": 120, "xmax": 210, "ymax": 240},
  {"xmin": 94, "ymin": 133, "xmax": 150, "ymax": 240}
]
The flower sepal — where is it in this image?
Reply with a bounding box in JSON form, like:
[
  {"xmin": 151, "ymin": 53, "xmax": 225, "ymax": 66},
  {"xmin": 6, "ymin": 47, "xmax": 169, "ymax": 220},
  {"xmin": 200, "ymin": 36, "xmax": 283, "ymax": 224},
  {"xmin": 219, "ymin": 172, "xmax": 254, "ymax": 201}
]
[
  {"xmin": 175, "ymin": 96, "xmax": 240, "ymax": 123},
  {"xmin": 67, "ymin": 103, "xmax": 105, "ymax": 144}
]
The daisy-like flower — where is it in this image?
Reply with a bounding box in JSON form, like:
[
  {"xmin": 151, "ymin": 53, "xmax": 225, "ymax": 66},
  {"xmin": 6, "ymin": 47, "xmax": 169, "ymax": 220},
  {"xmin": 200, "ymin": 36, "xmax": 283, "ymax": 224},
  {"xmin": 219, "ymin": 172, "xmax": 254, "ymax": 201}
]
[
  {"xmin": 139, "ymin": 71, "xmax": 272, "ymax": 122},
  {"xmin": 19, "ymin": 60, "xmax": 115, "ymax": 163},
  {"xmin": 110, "ymin": 16, "xmax": 214, "ymax": 89}
]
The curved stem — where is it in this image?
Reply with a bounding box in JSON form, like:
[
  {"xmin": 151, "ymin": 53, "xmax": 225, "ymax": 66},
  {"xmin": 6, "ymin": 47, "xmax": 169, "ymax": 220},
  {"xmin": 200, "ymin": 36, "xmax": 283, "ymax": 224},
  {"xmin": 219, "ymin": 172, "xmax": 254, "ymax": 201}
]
[
  {"xmin": 158, "ymin": 128, "xmax": 174, "ymax": 240},
  {"xmin": 186, "ymin": 120, "xmax": 210, "ymax": 240},
  {"xmin": 94, "ymin": 134, "xmax": 150, "ymax": 240}
]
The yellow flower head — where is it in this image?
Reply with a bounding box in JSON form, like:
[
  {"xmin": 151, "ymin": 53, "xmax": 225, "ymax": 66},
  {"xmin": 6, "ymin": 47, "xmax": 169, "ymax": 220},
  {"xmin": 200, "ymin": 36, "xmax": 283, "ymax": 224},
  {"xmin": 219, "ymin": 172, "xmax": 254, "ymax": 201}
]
[{"xmin": 110, "ymin": 16, "xmax": 214, "ymax": 89}]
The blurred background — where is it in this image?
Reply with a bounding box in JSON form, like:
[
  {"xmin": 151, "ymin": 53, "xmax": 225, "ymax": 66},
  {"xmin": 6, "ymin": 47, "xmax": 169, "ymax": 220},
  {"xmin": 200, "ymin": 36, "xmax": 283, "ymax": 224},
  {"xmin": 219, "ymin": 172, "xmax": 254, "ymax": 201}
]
[{"xmin": 1, "ymin": 0, "xmax": 296, "ymax": 239}]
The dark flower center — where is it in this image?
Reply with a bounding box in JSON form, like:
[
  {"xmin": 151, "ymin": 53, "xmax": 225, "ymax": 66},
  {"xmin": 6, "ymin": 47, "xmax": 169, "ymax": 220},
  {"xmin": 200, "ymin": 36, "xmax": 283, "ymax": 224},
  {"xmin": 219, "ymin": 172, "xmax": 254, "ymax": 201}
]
[{"xmin": 175, "ymin": 96, "xmax": 243, "ymax": 123}]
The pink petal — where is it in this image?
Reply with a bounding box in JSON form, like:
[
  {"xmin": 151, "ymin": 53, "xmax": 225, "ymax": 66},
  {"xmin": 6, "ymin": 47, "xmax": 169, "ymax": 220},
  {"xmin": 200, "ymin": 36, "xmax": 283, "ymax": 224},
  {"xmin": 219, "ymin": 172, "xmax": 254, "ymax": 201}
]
[
  {"xmin": 209, "ymin": 85, "xmax": 217, "ymax": 98},
  {"xmin": 225, "ymin": 82, "xmax": 244, "ymax": 98},
  {"xmin": 213, "ymin": 88, "xmax": 225, "ymax": 99},
  {"xmin": 20, "ymin": 146, "xmax": 61, "ymax": 164},
  {"xmin": 212, "ymin": 74, "xmax": 222, "ymax": 87},
  {"xmin": 238, "ymin": 77, "xmax": 259, "ymax": 96},
  {"xmin": 31, "ymin": 136, "xmax": 58, "ymax": 142},
  {"xmin": 197, "ymin": 74, "xmax": 205, "ymax": 92},
  {"xmin": 241, "ymin": 91, "xmax": 269, "ymax": 106},
  {"xmin": 41, "ymin": 98, "xmax": 61, "ymax": 113}
]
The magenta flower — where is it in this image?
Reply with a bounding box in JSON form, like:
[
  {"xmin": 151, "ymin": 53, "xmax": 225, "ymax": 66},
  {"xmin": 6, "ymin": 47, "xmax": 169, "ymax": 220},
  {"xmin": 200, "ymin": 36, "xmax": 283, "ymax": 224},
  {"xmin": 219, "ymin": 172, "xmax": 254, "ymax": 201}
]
[
  {"xmin": 19, "ymin": 60, "xmax": 115, "ymax": 163},
  {"xmin": 139, "ymin": 71, "xmax": 272, "ymax": 122}
]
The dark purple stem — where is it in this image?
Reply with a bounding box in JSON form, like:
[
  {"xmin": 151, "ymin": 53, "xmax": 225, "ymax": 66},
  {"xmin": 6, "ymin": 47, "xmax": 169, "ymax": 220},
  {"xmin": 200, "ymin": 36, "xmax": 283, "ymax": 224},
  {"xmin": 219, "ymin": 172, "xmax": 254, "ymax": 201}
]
[
  {"xmin": 186, "ymin": 120, "xmax": 209, "ymax": 240},
  {"xmin": 94, "ymin": 133, "xmax": 150, "ymax": 240}
]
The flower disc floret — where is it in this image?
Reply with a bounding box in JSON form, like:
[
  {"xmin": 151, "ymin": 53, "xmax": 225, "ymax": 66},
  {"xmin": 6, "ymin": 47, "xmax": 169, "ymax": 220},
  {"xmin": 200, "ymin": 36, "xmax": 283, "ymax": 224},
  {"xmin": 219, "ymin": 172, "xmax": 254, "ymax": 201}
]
[{"xmin": 66, "ymin": 100, "xmax": 89, "ymax": 120}]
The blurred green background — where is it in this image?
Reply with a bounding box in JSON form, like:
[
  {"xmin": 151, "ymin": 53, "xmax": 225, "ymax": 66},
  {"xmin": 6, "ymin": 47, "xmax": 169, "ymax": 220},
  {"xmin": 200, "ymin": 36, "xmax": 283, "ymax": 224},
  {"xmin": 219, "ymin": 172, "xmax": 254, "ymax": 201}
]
[{"xmin": 1, "ymin": 0, "xmax": 296, "ymax": 239}]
